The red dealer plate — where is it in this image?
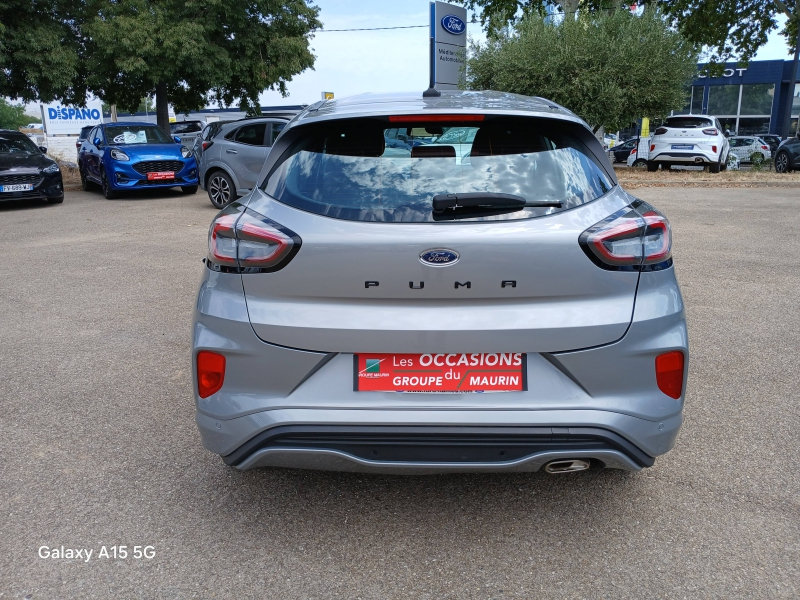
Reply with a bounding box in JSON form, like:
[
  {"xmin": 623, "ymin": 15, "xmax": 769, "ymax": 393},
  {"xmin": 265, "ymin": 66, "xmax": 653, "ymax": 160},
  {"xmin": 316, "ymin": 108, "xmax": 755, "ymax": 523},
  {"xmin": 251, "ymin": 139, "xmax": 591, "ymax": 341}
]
[
  {"xmin": 354, "ymin": 353, "xmax": 526, "ymax": 393},
  {"xmin": 147, "ymin": 171, "xmax": 175, "ymax": 180}
]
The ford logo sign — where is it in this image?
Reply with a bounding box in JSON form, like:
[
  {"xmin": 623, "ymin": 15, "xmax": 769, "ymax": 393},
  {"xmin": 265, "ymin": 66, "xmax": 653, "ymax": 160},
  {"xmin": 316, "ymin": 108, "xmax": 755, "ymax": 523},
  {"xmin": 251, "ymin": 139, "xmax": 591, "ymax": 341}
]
[
  {"xmin": 420, "ymin": 248, "xmax": 460, "ymax": 267},
  {"xmin": 441, "ymin": 15, "xmax": 466, "ymax": 35}
]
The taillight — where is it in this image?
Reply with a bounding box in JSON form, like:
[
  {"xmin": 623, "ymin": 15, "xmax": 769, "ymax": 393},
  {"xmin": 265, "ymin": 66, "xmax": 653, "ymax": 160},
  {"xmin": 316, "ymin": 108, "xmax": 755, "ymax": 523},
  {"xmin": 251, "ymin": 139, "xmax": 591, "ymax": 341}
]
[
  {"xmin": 712, "ymin": 145, "xmax": 717, "ymax": 153},
  {"xmin": 702, "ymin": 128, "xmax": 718, "ymax": 136},
  {"xmin": 761, "ymin": 145, "xmax": 768, "ymax": 150},
  {"xmin": 579, "ymin": 202, "xmax": 672, "ymax": 271},
  {"xmin": 655, "ymin": 351, "xmax": 684, "ymax": 399},
  {"xmin": 197, "ymin": 351, "xmax": 225, "ymax": 398},
  {"xmin": 202, "ymin": 141, "xmax": 214, "ymax": 150},
  {"xmin": 654, "ymin": 127, "xmax": 667, "ymax": 135},
  {"xmin": 206, "ymin": 203, "xmax": 302, "ymax": 273},
  {"xmin": 650, "ymin": 144, "xmax": 655, "ymax": 152}
]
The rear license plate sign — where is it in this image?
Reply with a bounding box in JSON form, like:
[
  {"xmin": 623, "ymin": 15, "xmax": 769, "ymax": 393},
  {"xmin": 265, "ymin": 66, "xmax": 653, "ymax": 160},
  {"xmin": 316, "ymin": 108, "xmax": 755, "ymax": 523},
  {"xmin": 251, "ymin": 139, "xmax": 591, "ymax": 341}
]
[
  {"xmin": 0, "ymin": 184, "xmax": 33, "ymax": 192},
  {"xmin": 354, "ymin": 353, "xmax": 526, "ymax": 393},
  {"xmin": 147, "ymin": 171, "xmax": 175, "ymax": 180},
  {"xmin": 671, "ymin": 144, "xmax": 694, "ymax": 150}
]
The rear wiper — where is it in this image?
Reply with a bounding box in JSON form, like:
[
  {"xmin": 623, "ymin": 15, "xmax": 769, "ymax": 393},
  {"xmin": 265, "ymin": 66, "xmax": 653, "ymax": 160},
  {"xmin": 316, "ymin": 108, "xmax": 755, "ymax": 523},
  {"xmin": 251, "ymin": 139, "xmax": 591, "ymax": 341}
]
[{"xmin": 432, "ymin": 193, "xmax": 561, "ymax": 213}]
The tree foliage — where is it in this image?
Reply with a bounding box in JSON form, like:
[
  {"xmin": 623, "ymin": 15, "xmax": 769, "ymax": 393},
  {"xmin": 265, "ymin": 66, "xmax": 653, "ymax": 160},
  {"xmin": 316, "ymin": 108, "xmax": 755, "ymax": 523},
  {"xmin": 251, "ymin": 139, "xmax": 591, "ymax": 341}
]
[
  {"xmin": 1, "ymin": 0, "xmax": 321, "ymax": 131},
  {"xmin": 465, "ymin": 10, "xmax": 699, "ymax": 131},
  {"xmin": 458, "ymin": 0, "xmax": 799, "ymax": 64},
  {"xmin": 0, "ymin": 97, "xmax": 38, "ymax": 129}
]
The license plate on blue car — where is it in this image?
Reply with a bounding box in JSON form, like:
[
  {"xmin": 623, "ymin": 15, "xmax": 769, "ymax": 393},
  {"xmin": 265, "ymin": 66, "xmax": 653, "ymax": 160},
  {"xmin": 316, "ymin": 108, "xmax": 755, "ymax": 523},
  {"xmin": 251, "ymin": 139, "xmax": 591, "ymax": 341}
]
[
  {"xmin": 671, "ymin": 144, "xmax": 694, "ymax": 150},
  {"xmin": 0, "ymin": 184, "xmax": 33, "ymax": 192}
]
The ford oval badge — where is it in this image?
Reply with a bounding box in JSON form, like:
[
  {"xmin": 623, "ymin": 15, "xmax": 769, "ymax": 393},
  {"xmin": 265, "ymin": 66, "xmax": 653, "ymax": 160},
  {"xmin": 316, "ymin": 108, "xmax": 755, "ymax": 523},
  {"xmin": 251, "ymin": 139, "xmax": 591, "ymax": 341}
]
[
  {"xmin": 420, "ymin": 248, "xmax": 460, "ymax": 267},
  {"xmin": 441, "ymin": 15, "xmax": 466, "ymax": 35}
]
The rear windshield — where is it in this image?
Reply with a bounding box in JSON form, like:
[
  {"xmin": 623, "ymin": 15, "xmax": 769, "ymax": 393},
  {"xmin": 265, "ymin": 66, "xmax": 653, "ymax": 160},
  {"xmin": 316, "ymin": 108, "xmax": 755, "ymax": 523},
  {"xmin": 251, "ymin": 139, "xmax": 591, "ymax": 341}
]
[
  {"xmin": 171, "ymin": 122, "xmax": 202, "ymax": 134},
  {"xmin": 264, "ymin": 117, "xmax": 613, "ymax": 223},
  {"xmin": 664, "ymin": 117, "xmax": 713, "ymax": 129}
]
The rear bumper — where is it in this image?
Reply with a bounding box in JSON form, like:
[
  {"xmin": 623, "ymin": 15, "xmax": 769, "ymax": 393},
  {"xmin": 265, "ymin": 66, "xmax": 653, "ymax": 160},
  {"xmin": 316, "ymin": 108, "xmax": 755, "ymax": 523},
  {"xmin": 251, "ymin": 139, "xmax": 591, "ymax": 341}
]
[
  {"xmin": 197, "ymin": 409, "xmax": 682, "ymax": 473},
  {"xmin": 650, "ymin": 151, "xmax": 717, "ymax": 164}
]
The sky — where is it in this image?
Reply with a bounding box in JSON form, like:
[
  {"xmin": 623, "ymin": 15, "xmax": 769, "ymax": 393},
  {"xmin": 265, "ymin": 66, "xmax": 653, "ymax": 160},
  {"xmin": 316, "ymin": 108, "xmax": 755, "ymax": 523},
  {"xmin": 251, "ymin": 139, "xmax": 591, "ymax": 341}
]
[{"xmin": 20, "ymin": 1, "xmax": 798, "ymax": 115}]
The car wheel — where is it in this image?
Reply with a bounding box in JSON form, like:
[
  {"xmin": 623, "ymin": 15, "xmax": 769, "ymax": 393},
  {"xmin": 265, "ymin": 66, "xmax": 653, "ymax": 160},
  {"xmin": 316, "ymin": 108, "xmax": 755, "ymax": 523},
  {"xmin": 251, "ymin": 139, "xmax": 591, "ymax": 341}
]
[
  {"xmin": 646, "ymin": 161, "xmax": 659, "ymax": 172},
  {"xmin": 708, "ymin": 157, "xmax": 721, "ymax": 173},
  {"xmin": 775, "ymin": 151, "xmax": 791, "ymax": 173},
  {"xmin": 101, "ymin": 169, "xmax": 120, "ymax": 200},
  {"xmin": 80, "ymin": 167, "xmax": 96, "ymax": 191},
  {"xmin": 208, "ymin": 171, "xmax": 235, "ymax": 208},
  {"xmin": 181, "ymin": 185, "xmax": 199, "ymax": 194},
  {"xmin": 632, "ymin": 159, "xmax": 647, "ymax": 168}
]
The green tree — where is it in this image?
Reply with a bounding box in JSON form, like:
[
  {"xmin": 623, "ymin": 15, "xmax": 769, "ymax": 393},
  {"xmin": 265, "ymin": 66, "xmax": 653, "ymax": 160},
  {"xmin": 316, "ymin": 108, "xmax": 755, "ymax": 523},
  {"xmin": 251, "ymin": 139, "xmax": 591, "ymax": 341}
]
[
  {"xmin": 1, "ymin": 0, "xmax": 321, "ymax": 134},
  {"xmin": 85, "ymin": 0, "xmax": 321, "ymax": 132},
  {"xmin": 459, "ymin": 0, "xmax": 799, "ymax": 63},
  {"xmin": 0, "ymin": 0, "xmax": 89, "ymax": 104},
  {"xmin": 0, "ymin": 97, "xmax": 37, "ymax": 129},
  {"xmin": 465, "ymin": 10, "xmax": 699, "ymax": 132}
]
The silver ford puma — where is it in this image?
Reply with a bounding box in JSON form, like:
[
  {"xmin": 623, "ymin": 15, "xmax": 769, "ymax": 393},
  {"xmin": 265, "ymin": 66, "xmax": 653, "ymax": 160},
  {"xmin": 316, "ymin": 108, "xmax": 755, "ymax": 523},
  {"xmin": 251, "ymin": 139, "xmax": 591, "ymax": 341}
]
[{"xmin": 192, "ymin": 91, "xmax": 688, "ymax": 474}]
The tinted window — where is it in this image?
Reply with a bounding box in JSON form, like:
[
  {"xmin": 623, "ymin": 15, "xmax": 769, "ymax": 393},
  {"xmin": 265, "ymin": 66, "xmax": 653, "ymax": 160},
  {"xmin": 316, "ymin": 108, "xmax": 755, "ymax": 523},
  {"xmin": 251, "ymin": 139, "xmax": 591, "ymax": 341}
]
[
  {"xmin": 233, "ymin": 123, "xmax": 267, "ymax": 146},
  {"xmin": 79, "ymin": 126, "xmax": 94, "ymax": 139},
  {"xmin": 265, "ymin": 117, "xmax": 613, "ymax": 223},
  {"xmin": 664, "ymin": 117, "xmax": 713, "ymax": 129},
  {"xmin": 171, "ymin": 122, "xmax": 203, "ymax": 134},
  {"xmin": 269, "ymin": 122, "xmax": 286, "ymax": 145},
  {"xmin": 105, "ymin": 125, "xmax": 171, "ymax": 144},
  {"xmin": 0, "ymin": 133, "xmax": 39, "ymax": 154}
]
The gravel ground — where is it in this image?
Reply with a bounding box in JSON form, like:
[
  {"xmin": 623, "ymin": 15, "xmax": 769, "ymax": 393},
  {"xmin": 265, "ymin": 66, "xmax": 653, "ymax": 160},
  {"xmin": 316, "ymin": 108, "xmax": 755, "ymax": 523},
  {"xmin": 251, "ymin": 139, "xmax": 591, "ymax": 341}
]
[{"xmin": 0, "ymin": 187, "xmax": 798, "ymax": 599}]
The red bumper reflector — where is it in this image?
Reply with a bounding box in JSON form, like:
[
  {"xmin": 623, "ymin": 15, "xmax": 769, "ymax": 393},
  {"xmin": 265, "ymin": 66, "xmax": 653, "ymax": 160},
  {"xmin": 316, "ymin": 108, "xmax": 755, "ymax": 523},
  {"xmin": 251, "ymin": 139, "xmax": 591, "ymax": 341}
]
[
  {"xmin": 387, "ymin": 114, "xmax": 484, "ymax": 123},
  {"xmin": 655, "ymin": 351, "xmax": 684, "ymax": 399},
  {"xmin": 197, "ymin": 351, "xmax": 225, "ymax": 398}
]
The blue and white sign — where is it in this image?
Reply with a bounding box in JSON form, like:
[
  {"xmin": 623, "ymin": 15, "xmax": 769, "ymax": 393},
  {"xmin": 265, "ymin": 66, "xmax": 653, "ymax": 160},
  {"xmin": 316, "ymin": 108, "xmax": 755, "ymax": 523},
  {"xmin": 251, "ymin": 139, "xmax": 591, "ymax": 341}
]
[
  {"xmin": 431, "ymin": 2, "xmax": 468, "ymax": 90},
  {"xmin": 441, "ymin": 15, "xmax": 466, "ymax": 35},
  {"xmin": 40, "ymin": 100, "xmax": 103, "ymax": 136}
]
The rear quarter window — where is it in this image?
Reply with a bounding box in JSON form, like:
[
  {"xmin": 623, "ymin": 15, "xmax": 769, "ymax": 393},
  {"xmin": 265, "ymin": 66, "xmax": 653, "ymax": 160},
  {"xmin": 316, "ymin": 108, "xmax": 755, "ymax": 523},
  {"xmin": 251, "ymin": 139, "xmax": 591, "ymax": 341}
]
[{"xmin": 263, "ymin": 116, "xmax": 613, "ymax": 223}]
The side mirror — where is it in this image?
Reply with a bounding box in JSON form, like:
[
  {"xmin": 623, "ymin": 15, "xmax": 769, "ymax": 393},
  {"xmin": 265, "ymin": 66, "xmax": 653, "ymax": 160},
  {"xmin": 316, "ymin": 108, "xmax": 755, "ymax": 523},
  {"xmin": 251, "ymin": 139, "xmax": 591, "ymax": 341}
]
[
  {"xmin": 173, "ymin": 136, "xmax": 181, "ymax": 144},
  {"xmin": 38, "ymin": 146, "xmax": 48, "ymax": 153},
  {"xmin": 93, "ymin": 137, "xmax": 102, "ymax": 146},
  {"xmin": 724, "ymin": 130, "xmax": 731, "ymax": 138}
]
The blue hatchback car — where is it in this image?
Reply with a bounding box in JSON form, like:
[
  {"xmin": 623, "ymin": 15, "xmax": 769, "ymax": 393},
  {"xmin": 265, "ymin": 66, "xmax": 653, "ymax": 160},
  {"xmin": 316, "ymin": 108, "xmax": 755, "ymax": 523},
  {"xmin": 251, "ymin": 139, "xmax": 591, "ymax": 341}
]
[{"xmin": 78, "ymin": 121, "xmax": 199, "ymax": 199}]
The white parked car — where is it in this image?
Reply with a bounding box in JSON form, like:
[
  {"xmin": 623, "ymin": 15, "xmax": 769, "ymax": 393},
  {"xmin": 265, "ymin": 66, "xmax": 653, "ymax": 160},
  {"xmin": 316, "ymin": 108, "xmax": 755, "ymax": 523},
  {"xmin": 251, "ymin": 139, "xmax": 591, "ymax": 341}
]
[
  {"xmin": 727, "ymin": 136, "xmax": 772, "ymax": 164},
  {"xmin": 648, "ymin": 115, "xmax": 729, "ymax": 173},
  {"xmin": 626, "ymin": 146, "xmax": 647, "ymax": 168}
]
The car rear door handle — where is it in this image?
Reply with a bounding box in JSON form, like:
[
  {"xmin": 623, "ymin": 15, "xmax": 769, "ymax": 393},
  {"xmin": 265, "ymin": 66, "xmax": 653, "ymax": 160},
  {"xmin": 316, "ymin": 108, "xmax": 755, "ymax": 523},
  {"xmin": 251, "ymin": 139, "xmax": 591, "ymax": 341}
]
[{"xmin": 226, "ymin": 149, "xmax": 238, "ymax": 154}]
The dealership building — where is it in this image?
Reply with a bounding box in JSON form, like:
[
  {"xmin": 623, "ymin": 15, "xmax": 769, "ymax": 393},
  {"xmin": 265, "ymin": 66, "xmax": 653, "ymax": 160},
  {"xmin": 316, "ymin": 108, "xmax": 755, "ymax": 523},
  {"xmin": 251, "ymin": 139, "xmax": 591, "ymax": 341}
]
[{"xmin": 684, "ymin": 59, "xmax": 800, "ymax": 137}]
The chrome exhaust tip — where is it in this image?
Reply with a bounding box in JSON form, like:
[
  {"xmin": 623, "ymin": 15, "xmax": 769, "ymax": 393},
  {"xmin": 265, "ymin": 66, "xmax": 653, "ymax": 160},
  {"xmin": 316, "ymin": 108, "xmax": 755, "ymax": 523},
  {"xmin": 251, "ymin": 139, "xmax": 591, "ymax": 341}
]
[
  {"xmin": 694, "ymin": 157, "xmax": 703, "ymax": 163},
  {"xmin": 544, "ymin": 459, "xmax": 591, "ymax": 474}
]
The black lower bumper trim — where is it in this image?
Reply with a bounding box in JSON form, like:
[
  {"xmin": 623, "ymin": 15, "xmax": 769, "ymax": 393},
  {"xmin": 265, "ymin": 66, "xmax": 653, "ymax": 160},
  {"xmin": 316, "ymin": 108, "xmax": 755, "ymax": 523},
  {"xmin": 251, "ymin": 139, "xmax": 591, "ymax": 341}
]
[{"xmin": 222, "ymin": 425, "xmax": 655, "ymax": 468}]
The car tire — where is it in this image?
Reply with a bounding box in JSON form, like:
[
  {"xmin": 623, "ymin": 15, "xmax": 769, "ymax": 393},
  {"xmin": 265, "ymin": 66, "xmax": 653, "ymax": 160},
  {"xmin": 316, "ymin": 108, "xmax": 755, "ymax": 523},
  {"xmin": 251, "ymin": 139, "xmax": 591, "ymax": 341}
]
[
  {"xmin": 708, "ymin": 158, "xmax": 721, "ymax": 173},
  {"xmin": 181, "ymin": 185, "xmax": 199, "ymax": 195},
  {"xmin": 775, "ymin": 151, "xmax": 792, "ymax": 173},
  {"xmin": 80, "ymin": 167, "xmax": 96, "ymax": 191},
  {"xmin": 46, "ymin": 195, "xmax": 64, "ymax": 204},
  {"xmin": 646, "ymin": 161, "xmax": 659, "ymax": 172},
  {"xmin": 632, "ymin": 159, "xmax": 647, "ymax": 168},
  {"xmin": 101, "ymin": 168, "xmax": 120, "ymax": 200},
  {"xmin": 207, "ymin": 170, "xmax": 235, "ymax": 208}
]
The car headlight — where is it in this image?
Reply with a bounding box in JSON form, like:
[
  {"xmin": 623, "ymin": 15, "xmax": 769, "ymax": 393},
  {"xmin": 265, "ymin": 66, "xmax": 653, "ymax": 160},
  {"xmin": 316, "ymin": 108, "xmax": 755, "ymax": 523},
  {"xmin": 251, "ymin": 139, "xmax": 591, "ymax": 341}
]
[
  {"xmin": 180, "ymin": 146, "xmax": 192, "ymax": 158},
  {"xmin": 110, "ymin": 148, "xmax": 130, "ymax": 161},
  {"xmin": 42, "ymin": 163, "xmax": 60, "ymax": 174}
]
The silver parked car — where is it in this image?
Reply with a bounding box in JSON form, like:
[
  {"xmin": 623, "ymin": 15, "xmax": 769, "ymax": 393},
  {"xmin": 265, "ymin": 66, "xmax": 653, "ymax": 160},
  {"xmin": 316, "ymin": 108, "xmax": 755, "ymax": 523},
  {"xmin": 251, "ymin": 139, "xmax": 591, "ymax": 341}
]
[
  {"xmin": 193, "ymin": 91, "xmax": 688, "ymax": 475},
  {"xmin": 198, "ymin": 117, "xmax": 290, "ymax": 208}
]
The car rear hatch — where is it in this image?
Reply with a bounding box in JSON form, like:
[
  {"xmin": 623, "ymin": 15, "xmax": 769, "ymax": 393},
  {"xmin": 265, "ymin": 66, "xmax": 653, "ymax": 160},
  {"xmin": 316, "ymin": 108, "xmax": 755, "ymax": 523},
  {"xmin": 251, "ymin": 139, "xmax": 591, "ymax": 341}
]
[{"xmin": 213, "ymin": 114, "xmax": 648, "ymax": 354}]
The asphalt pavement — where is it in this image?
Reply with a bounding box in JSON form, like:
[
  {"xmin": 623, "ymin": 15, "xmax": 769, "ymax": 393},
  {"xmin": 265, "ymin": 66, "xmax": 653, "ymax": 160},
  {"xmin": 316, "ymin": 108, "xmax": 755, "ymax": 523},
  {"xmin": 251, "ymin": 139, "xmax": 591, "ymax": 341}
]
[{"xmin": 1, "ymin": 187, "xmax": 798, "ymax": 599}]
